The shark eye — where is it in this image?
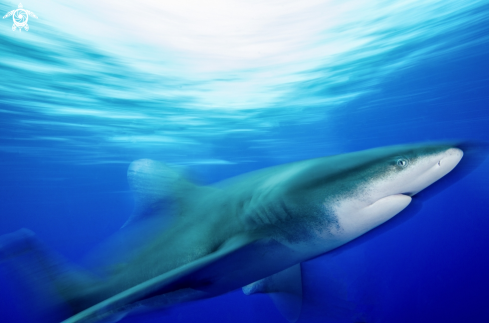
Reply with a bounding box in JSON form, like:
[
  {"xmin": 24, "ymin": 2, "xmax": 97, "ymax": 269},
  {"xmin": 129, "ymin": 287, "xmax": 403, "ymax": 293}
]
[{"xmin": 397, "ymin": 159, "xmax": 408, "ymax": 167}]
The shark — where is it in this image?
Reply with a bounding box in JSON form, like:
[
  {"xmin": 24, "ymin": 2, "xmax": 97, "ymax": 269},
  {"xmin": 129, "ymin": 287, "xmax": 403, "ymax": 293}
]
[{"xmin": 0, "ymin": 143, "xmax": 464, "ymax": 323}]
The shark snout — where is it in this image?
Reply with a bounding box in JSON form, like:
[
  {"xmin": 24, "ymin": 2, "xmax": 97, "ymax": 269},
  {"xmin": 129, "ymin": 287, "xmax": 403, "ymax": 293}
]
[
  {"xmin": 437, "ymin": 148, "xmax": 463, "ymax": 169},
  {"xmin": 396, "ymin": 147, "xmax": 463, "ymax": 198}
]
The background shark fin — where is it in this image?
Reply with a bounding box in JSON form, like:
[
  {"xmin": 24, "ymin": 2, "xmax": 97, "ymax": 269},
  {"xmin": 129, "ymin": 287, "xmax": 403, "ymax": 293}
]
[
  {"xmin": 124, "ymin": 159, "xmax": 193, "ymax": 228},
  {"xmin": 0, "ymin": 229, "xmax": 100, "ymax": 321},
  {"xmin": 242, "ymin": 263, "xmax": 303, "ymax": 323}
]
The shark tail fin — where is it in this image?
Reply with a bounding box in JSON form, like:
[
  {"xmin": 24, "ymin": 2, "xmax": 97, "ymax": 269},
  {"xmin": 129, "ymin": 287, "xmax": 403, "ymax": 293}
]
[
  {"xmin": 0, "ymin": 229, "xmax": 100, "ymax": 321},
  {"xmin": 243, "ymin": 264, "xmax": 303, "ymax": 323},
  {"xmin": 124, "ymin": 159, "xmax": 197, "ymax": 228}
]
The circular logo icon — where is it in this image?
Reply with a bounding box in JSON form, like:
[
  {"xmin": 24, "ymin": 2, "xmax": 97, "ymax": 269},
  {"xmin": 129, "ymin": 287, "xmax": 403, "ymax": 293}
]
[{"xmin": 13, "ymin": 9, "xmax": 28, "ymax": 28}]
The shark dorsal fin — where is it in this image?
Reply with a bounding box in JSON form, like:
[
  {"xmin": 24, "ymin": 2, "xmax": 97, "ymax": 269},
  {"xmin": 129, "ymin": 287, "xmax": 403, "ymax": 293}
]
[
  {"xmin": 124, "ymin": 159, "xmax": 191, "ymax": 228},
  {"xmin": 242, "ymin": 264, "xmax": 303, "ymax": 322}
]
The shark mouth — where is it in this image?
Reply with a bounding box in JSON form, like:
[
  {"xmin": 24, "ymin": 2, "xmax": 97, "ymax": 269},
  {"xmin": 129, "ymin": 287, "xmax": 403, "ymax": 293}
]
[{"xmin": 401, "ymin": 192, "xmax": 415, "ymax": 197}]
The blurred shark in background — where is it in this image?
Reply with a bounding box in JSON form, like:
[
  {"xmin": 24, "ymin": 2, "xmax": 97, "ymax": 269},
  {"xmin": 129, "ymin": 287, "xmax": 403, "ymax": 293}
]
[{"xmin": 0, "ymin": 143, "xmax": 463, "ymax": 323}]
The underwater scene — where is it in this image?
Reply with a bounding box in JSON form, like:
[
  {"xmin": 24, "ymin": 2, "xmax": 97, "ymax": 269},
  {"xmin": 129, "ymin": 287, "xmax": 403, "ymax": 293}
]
[{"xmin": 1, "ymin": 0, "xmax": 488, "ymax": 322}]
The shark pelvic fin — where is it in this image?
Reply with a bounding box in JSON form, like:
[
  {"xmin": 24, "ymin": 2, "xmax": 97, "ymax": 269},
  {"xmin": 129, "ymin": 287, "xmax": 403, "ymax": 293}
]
[
  {"xmin": 124, "ymin": 159, "xmax": 194, "ymax": 228},
  {"xmin": 243, "ymin": 263, "xmax": 303, "ymax": 323}
]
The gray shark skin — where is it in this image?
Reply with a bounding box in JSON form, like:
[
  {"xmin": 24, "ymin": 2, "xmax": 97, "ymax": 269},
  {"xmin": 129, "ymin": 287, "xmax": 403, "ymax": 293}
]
[{"xmin": 0, "ymin": 143, "xmax": 463, "ymax": 323}]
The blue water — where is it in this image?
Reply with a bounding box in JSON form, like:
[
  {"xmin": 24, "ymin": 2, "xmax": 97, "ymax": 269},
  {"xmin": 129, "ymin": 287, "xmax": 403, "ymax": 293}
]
[{"xmin": 1, "ymin": 0, "xmax": 489, "ymax": 322}]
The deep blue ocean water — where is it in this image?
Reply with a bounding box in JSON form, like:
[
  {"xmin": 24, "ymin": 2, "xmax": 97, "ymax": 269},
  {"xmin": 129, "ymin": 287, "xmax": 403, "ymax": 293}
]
[{"xmin": 1, "ymin": 1, "xmax": 489, "ymax": 322}]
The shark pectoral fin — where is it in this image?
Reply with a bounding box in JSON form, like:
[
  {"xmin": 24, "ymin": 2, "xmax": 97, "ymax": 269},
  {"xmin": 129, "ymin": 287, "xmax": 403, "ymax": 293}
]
[
  {"xmin": 124, "ymin": 159, "xmax": 192, "ymax": 228},
  {"xmin": 62, "ymin": 234, "xmax": 261, "ymax": 323},
  {"xmin": 243, "ymin": 263, "xmax": 303, "ymax": 323}
]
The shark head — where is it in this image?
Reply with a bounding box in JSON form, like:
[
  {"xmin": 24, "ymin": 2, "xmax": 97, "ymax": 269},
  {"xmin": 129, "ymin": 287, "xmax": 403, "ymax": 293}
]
[{"xmin": 281, "ymin": 143, "xmax": 463, "ymax": 250}]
